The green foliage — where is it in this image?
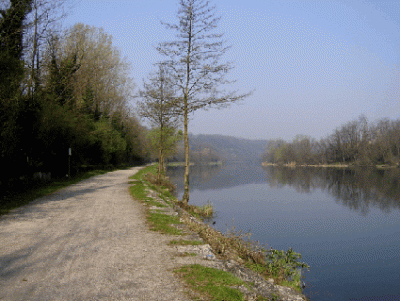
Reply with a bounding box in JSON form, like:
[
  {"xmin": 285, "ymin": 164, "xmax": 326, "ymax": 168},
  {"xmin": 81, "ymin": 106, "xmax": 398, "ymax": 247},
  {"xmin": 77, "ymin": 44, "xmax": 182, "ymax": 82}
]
[
  {"xmin": 0, "ymin": 0, "xmax": 32, "ymax": 59},
  {"xmin": 47, "ymin": 51, "xmax": 80, "ymax": 107},
  {"xmin": 175, "ymin": 264, "xmax": 245, "ymax": 301},
  {"xmin": 266, "ymin": 248, "xmax": 309, "ymax": 289},
  {"xmin": 0, "ymin": 11, "xmax": 150, "ymax": 196},
  {"xmin": 92, "ymin": 118, "xmax": 127, "ymax": 164},
  {"xmin": 0, "ymin": 0, "xmax": 32, "ymax": 156},
  {"xmin": 147, "ymin": 127, "xmax": 183, "ymax": 158}
]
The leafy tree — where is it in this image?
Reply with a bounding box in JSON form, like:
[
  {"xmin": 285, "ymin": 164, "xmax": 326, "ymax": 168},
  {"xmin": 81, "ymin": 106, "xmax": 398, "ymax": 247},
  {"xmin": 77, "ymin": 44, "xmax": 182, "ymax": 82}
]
[
  {"xmin": 0, "ymin": 0, "xmax": 32, "ymax": 185},
  {"xmin": 157, "ymin": 0, "xmax": 253, "ymax": 203},
  {"xmin": 137, "ymin": 63, "xmax": 180, "ymax": 180},
  {"xmin": 146, "ymin": 127, "xmax": 183, "ymax": 174},
  {"xmin": 91, "ymin": 117, "xmax": 127, "ymax": 164}
]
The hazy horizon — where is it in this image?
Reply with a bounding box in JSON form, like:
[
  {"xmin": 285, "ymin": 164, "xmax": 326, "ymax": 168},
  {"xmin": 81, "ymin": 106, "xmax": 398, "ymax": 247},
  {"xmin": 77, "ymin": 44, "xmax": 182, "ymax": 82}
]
[{"xmin": 64, "ymin": 0, "xmax": 400, "ymax": 141}]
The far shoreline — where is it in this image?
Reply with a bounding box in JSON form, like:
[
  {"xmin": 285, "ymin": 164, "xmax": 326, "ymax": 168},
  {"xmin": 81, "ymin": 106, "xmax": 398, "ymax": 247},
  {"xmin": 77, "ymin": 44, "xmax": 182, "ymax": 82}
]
[
  {"xmin": 167, "ymin": 161, "xmax": 223, "ymax": 167},
  {"xmin": 261, "ymin": 162, "xmax": 400, "ymax": 169}
]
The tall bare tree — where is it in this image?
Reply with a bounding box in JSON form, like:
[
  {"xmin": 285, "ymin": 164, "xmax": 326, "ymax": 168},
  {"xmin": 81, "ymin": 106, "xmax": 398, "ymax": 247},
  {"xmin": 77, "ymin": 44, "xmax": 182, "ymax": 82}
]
[
  {"xmin": 137, "ymin": 63, "xmax": 180, "ymax": 180},
  {"xmin": 23, "ymin": 0, "xmax": 68, "ymax": 97},
  {"xmin": 157, "ymin": 0, "xmax": 253, "ymax": 203}
]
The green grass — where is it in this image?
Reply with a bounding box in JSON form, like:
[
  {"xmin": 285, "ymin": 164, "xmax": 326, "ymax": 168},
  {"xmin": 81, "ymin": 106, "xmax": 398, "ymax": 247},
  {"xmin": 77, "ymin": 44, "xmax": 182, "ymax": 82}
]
[
  {"xmin": 129, "ymin": 164, "xmax": 183, "ymax": 235},
  {"xmin": 129, "ymin": 183, "xmax": 150, "ymax": 201},
  {"xmin": 169, "ymin": 240, "xmax": 204, "ymax": 246},
  {"xmin": 130, "ymin": 184, "xmax": 162, "ymax": 208},
  {"xmin": 245, "ymin": 262, "xmax": 267, "ymax": 274},
  {"xmin": 175, "ymin": 264, "xmax": 246, "ymax": 301},
  {"xmin": 0, "ymin": 168, "xmax": 119, "ymax": 215},
  {"xmin": 146, "ymin": 200, "xmax": 167, "ymax": 207},
  {"xmin": 129, "ymin": 164, "xmax": 158, "ymax": 180},
  {"xmin": 147, "ymin": 211, "xmax": 183, "ymax": 235}
]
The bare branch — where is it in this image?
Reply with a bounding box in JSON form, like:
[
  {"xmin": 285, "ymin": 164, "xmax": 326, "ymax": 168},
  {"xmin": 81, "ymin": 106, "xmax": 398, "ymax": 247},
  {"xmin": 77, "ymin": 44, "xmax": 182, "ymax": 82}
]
[{"xmin": 155, "ymin": 0, "xmax": 254, "ymax": 203}]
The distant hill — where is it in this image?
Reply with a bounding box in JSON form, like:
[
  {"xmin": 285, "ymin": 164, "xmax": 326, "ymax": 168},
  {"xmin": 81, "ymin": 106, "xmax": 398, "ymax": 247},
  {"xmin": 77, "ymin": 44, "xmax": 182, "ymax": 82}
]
[{"xmin": 187, "ymin": 134, "xmax": 269, "ymax": 163}]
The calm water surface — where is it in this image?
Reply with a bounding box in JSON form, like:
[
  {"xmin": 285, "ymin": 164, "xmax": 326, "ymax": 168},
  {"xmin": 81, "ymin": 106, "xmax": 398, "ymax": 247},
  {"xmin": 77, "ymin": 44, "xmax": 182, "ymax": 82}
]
[{"xmin": 166, "ymin": 163, "xmax": 400, "ymax": 301}]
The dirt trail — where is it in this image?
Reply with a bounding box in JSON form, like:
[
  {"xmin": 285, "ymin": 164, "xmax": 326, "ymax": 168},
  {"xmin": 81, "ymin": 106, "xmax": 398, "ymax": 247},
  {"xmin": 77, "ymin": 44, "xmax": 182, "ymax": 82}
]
[{"xmin": 0, "ymin": 167, "xmax": 190, "ymax": 300}]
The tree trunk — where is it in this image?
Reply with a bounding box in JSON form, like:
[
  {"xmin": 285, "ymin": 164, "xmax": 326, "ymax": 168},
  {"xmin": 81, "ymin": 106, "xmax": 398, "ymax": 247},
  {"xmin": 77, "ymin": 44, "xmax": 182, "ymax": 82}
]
[
  {"xmin": 158, "ymin": 147, "xmax": 164, "ymax": 182},
  {"xmin": 157, "ymin": 123, "xmax": 164, "ymax": 182},
  {"xmin": 182, "ymin": 101, "xmax": 190, "ymax": 204},
  {"xmin": 29, "ymin": 1, "xmax": 38, "ymax": 98},
  {"xmin": 182, "ymin": 8, "xmax": 192, "ymax": 205}
]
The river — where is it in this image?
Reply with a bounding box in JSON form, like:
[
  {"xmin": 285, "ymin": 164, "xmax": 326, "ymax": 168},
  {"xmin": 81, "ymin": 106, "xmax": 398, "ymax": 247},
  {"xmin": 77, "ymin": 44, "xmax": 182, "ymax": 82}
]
[{"xmin": 166, "ymin": 162, "xmax": 400, "ymax": 301}]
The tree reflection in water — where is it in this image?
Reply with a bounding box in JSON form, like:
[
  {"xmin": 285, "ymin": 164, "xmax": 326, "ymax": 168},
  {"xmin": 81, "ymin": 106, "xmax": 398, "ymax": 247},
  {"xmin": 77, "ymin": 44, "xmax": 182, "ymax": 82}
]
[{"xmin": 263, "ymin": 166, "xmax": 400, "ymax": 216}]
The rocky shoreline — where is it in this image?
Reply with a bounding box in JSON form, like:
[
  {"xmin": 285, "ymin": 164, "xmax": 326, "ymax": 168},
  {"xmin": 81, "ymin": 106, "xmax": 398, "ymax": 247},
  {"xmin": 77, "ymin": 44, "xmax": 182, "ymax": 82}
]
[{"xmin": 144, "ymin": 185, "xmax": 307, "ymax": 301}]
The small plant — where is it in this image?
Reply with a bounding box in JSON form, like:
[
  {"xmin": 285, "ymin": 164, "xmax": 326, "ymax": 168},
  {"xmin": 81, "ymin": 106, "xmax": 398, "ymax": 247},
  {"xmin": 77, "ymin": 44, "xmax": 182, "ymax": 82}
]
[
  {"xmin": 199, "ymin": 200, "xmax": 214, "ymax": 217},
  {"xmin": 175, "ymin": 201, "xmax": 214, "ymax": 219},
  {"xmin": 266, "ymin": 247, "xmax": 310, "ymax": 290}
]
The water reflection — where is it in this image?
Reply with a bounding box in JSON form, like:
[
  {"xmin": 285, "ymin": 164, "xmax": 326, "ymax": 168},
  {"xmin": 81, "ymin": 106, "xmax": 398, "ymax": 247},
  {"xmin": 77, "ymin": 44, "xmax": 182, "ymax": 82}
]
[
  {"xmin": 167, "ymin": 164, "xmax": 400, "ymax": 216},
  {"xmin": 166, "ymin": 163, "xmax": 400, "ymax": 300},
  {"xmin": 167, "ymin": 162, "xmax": 268, "ymax": 191},
  {"xmin": 263, "ymin": 166, "xmax": 400, "ymax": 215}
]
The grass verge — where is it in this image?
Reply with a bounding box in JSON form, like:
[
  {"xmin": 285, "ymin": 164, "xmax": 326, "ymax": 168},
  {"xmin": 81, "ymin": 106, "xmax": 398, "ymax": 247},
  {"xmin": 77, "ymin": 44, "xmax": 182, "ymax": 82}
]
[
  {"xmin": 175, "ymin": 264, "xmax": 246, "ymax": 301},
  {"xmin": 128, "ymin": 164, "xmax": 183, "ymax": 235},
  {"xmin": 147, "ymin": 211, "xmax": 182, "ymax": 235}
]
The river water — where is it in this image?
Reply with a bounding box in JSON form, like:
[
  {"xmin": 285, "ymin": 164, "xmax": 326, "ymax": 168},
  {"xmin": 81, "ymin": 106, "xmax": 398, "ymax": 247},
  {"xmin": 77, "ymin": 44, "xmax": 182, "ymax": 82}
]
[{"xmin": 166, "ymin": 162, "xmax": 400, "ymax": 301}]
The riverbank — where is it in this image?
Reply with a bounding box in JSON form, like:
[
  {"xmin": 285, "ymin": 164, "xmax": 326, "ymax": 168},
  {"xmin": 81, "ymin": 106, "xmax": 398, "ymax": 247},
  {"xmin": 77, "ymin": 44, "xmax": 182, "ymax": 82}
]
[
  {"xmin": 261, "ymin": 162, "xmax": 400, "ymax": 169},
  {"xmin": 131, "ymin": 165, "xmax": 308, "ymax": 300},
  {"xmin": 167, "ymin": 161, "xmax": 223, "ymax": 167}
]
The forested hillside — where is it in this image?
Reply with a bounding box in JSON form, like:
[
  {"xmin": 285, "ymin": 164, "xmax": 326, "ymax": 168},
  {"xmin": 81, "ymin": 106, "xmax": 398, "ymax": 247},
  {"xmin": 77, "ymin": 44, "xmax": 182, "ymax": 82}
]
[
  {"xmin": 170, "ymin": 134, "xmax": 269, "ymax": 163},
  {"xmin": 0, "ymin": 2, "xmax": 149, "ymax": 195}
]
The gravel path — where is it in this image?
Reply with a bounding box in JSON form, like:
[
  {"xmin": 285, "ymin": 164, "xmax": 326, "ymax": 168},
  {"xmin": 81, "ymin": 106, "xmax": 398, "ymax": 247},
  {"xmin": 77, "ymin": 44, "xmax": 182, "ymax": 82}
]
[{"xmin": 0, "ymin": 167, "xmax": 190, "ymax": 301}]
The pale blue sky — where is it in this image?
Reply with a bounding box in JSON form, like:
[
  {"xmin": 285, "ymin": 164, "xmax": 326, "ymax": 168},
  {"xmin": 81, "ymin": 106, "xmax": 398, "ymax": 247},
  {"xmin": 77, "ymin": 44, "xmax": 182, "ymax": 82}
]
[{"xmin": 63, "ymin": 0, "xmax": 400, "ymax": 140}]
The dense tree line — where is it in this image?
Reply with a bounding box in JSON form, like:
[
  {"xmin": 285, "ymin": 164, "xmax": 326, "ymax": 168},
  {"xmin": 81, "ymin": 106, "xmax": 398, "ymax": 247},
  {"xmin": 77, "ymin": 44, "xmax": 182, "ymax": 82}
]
[
  {"xmin": 263, "ymin": 115, "xmax": 400, "ymax": 166},
  {"xmin": 1, "ymin": 1, "xmax": 149, "ymax": 194}
]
